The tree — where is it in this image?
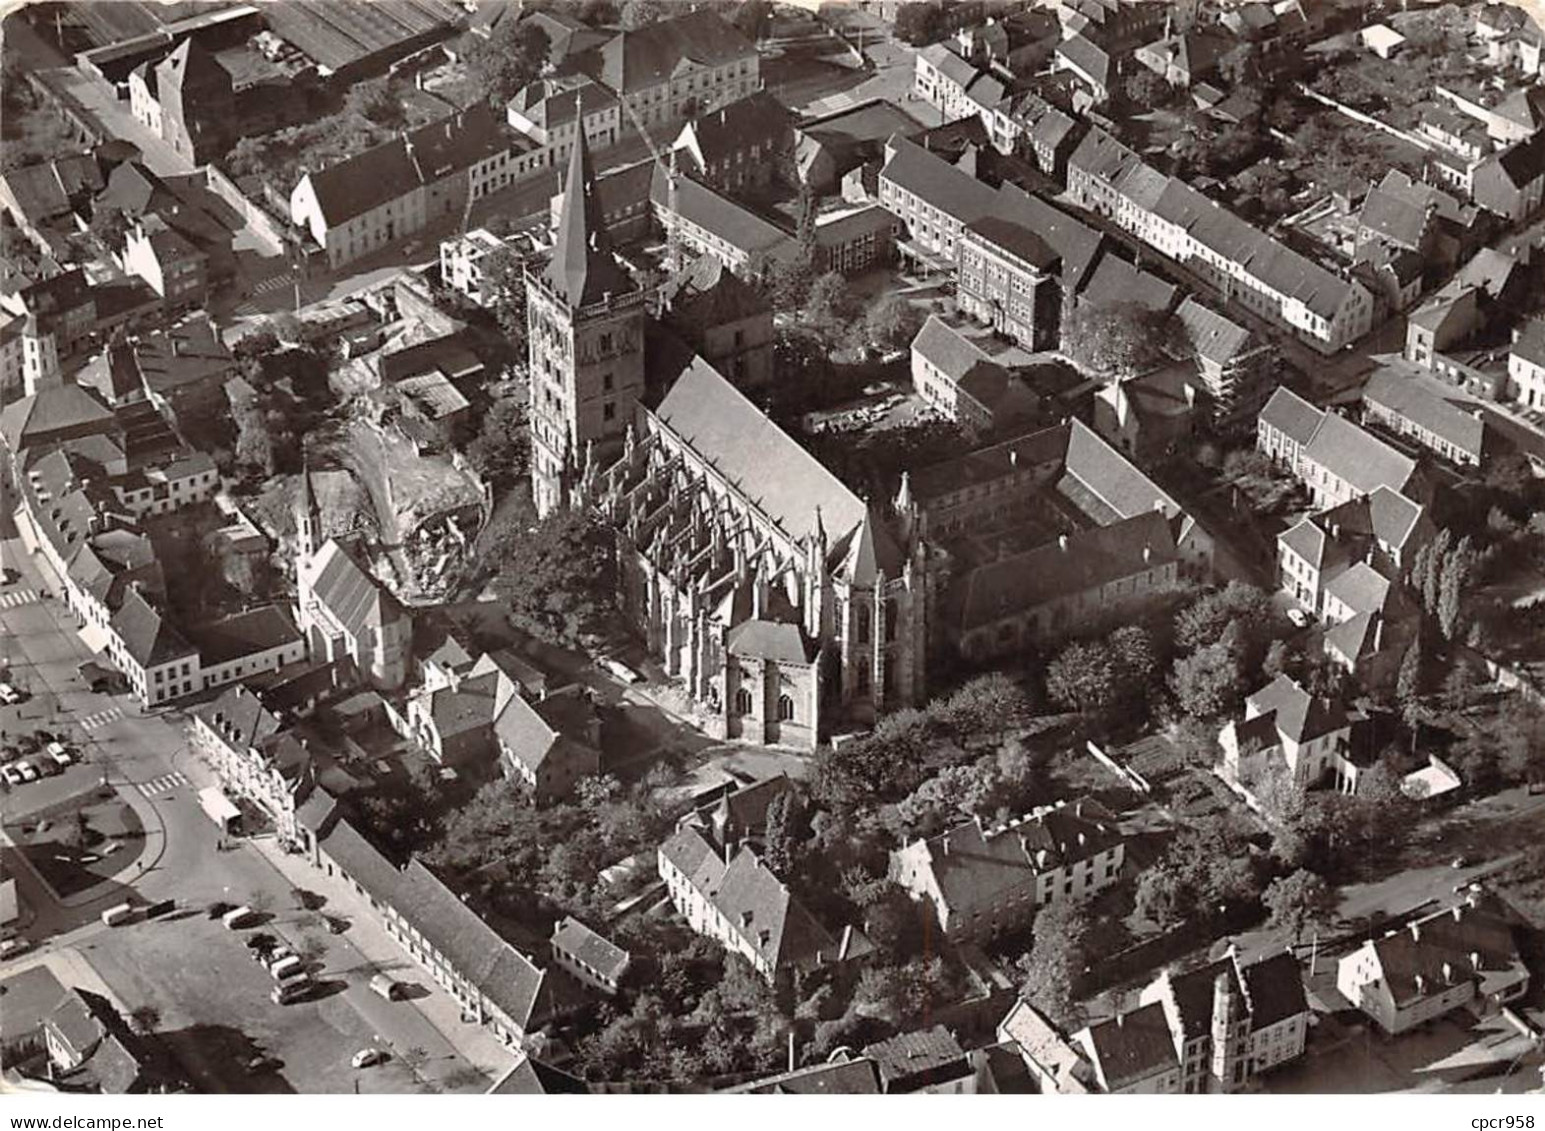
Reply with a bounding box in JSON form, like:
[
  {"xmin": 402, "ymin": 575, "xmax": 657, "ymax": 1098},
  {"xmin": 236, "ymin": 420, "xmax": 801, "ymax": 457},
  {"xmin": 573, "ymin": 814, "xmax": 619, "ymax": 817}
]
[
  {"xmin": 1016, "ymin": 897, "xmax": 1091, "ymax": 1029},
  {"xmin": 463, "ymin": 397, "xmax": 529, "ymax": 487},
  {"xmin": 466, "ymin": 20, "xmax": 551, "ymax": 107},
  {"xmin": 88, "ymin": 205, "xmax": 129, "ymax": 252},
  {"xmin": 762, "ymin": 790, "xmax": 804, "ymax": 876},
  {"xmin": 1496, "ymin": 700, "xmax": 1545, "ymax": 784},
  {"xmin": 478, "ymin": 244, "xmax": 529, "ymax": 343},
  {"xmin": 1437, "ymin": 536, "xmax": 1474, "ymax": 641},
  {"xmin": 1123, "ymin": 68, "xmax": 1170, "ymax": 108},
  {"xmin": 1062, "ymin": 302, "xmax": 1177, "ymax": 382},
  {"xmin": 1170, "ymin": 638, "xmax": 1243, "ymax": 720},
  {"xmin": 803, "ymin": 271, "xmax": 854, "ymax": 341},
  {"xmin": 129, "ymin": 1005, "xmax": 162, "ymax": 1035},
  {"xmin": 619, "ymin": 0, "xmax": 664, "ymax": 28},
  {"xmin": 1045, "ymin": 641, "xmax": 1117, "ymax": 717},
  {"xmin": 1421, "ymin": 528, "xmax": 1452, "ymax": 613},
  {"xmin": 1134, "ymin": 862, "xmax": 1191, "ymax": 929},
  {"xmin": 1175, "ymin": 582, "xmax": 1275, "ymax": 660},
  {"xmin": 1262, "ymin": 869, "xmax": 1336, "ymax": 943},
  {"xmin": 862, "ymin": 294, "xmax": 925, "ymax": 352},
  {"xmin": 1109, "ymin": 625, "xmax": 1158, "ymax": 700},
  {"xmin": 1396, "ymin": 636, "xmax": 1423, "ymax": 734},
  {"xmin": 487, "ymin": 507, "xmax": 616, "ymax": 645},
  {"xmin": 1262, "ymin": 639, "xmax": 1292, "ymax": 681},
  {"xmin": 347, "ymin": 79, "xmax": 405, "ymax": 128}
]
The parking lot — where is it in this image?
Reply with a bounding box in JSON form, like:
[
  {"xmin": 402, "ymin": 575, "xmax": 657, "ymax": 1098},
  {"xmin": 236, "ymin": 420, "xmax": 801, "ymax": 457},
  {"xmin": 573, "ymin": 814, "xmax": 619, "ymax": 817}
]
[{"xmin": 84, "ymin": 904, "xmax": 448, "ymax": 1093}]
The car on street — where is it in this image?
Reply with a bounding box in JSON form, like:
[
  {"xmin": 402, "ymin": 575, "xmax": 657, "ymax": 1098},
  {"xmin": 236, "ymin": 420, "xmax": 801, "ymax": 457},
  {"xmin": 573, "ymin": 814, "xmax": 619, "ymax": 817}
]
[
  {"xmin": 46, "ymin": 742, "xmax": 72, "ymax": 768},
  {"xmin": 16, "ymin": 762, "xmax": 39, "ymax": 783},
  {"xmin": 0, "ymin": 936, "xmax": 32, "ymax": 960},
  {"xmin": 2, "ymin": 766, "xmax": 23, "ymax": 787},
  {"xmin": 1286, "ymin": 608, "xmax": 1310, "ymax": 628},
  {"xmin": 351, "ymin": 1049, "xmax": 386, "ymax": 1069},
  {"xmin": 0, "ymin": 683, "xmax": 23, "ymax": 705}
]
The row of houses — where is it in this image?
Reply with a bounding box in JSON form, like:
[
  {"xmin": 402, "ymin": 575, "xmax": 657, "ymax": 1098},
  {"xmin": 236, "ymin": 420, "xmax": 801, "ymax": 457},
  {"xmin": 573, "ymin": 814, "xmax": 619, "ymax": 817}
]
[
  {"xmin": 877, "ymin": 132, "xmax": 1273, "ymax": 421},
  {"xmin": 998, "ymin": 889, "xmax": 1527, "ymax": 1092},
  {"xmin": 1067, "ymin": 126, "xmax": 1376, "ymax": 354},
  {"xmin": 2, "ymin": 365, "xmax": 307, "ymax": 708}
]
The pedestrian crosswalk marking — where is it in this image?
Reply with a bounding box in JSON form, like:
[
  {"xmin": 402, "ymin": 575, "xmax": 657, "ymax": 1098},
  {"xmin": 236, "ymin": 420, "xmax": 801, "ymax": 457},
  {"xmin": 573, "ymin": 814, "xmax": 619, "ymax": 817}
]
[
  {"xmin": 78, "ymin": 707, "xmax": 124, "ymax": 732},
  {"xmin": 0, "ymin": 589, "xmax": 40, "ymax": 609},
  {"xmin": 137, "ymin": 771, "xmax": 187, "ymax": 798},
  {"xmin": 251, "ymin": 272, "xmax": 293, "ymax": 296}
]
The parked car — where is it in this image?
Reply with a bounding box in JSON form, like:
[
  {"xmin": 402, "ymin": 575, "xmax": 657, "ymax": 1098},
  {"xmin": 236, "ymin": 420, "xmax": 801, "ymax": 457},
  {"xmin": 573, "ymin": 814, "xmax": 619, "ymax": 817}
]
[
  {"xmin": 270, "ymin": 980, "xmax": 312, "ymax": 1006},
  {"xmin": 1286, "ymin": 608, "xmax": 1310, "ymax": 629},
  {"xmin": 2, "ymin": 766, "xmax": 23, "ymax": 787},
  {"xmin": 0, "ymin": 683, "xmax": 23, "ymax": 705},
  {"xmin": 368, "ymin": 973, "xmax": 405, "ymax": 1001},
  {"xmin": 45, "ymin": 742, "xmax": 72, "ymax": 767},
  {"xmin": 222, "ymin": 905, "xmax": 260, "ymax": 930},
  {"xmin": 269, "ymin": 955, "xmax": 304, "ymax": 981},
  {"xmin": 28, "ymin": 757, "xmax": 61, "ymax": 778},
  {"xmin": 0, "ymin": 936, "xmax": 32, "ymax": 960},
  {"xmin": 101, "ymin": 903, "xmax": 136, "ymax": 927},
  {"xmin": 351, "ymin": 1049, "xmax": 386, "ymax": 1069},
  {"xmin": 16, "ymin": 762, "xmax": 39, "ymax": 783}
]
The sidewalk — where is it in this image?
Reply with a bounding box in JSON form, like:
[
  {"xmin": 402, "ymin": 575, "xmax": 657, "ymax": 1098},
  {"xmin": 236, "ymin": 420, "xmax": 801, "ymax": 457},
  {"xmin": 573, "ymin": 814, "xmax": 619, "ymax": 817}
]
[{"xmin": 246, "ymin": 836, "xmax": 518, "ymax": 1084}]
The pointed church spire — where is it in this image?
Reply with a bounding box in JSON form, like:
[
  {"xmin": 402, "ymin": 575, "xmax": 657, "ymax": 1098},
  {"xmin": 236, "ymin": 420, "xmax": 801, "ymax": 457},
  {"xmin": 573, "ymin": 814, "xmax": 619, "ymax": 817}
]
[{"xmin": 544, "ymin": 126, "xmax": 633, "ymax": 307}]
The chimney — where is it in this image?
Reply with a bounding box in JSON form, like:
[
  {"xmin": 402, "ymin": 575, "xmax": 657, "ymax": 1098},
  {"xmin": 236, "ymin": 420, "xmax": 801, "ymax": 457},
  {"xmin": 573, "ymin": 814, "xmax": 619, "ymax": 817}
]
[
  {"xmin": 1058, "ymin": 533, "xmax": 1069, "ymax": 551},
  {"xmin": 1470, "ymin": 950, "xmax": 1480, "ymax": 969},
  {"xmin": 1143, "ymin": 545, "xmax": 1152, "ymax": 563},
  {"xmin": 1414, "ymin": 973, "xmax": 1426, "ymax": 994},
  {"xmin": 1009, "ymin": 449, "xmax": 1018, "ymax": 467},
  {"xmin": 1410, "ymin": 921, "xmax": 1421, "ymax": 942},
  {"xmin": 1441, "ymin": 961, "xmax": 1453, "ymax": 982}
]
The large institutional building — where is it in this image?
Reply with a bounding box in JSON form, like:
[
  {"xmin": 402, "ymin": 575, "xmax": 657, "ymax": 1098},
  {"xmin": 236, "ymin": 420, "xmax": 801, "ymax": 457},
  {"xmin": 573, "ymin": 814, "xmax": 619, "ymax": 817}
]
[{"xmin": 528, "ymin": 134, "xmax": 927, "ymax": 747}]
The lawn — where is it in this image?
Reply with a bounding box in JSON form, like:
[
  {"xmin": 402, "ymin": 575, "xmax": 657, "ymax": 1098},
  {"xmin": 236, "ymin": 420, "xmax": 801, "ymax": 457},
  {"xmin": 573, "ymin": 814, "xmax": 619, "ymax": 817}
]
[{"xmin": 8, "ymin": 791, "xmax": 145, "ymax": 898}]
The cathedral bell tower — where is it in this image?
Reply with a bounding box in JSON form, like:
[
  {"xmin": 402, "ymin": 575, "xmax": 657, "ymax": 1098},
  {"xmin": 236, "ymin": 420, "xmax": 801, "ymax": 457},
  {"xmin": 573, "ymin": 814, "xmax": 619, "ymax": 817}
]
[{"xmin": 526, "ymin": 128, "xmax": 646, "ymax": 518}]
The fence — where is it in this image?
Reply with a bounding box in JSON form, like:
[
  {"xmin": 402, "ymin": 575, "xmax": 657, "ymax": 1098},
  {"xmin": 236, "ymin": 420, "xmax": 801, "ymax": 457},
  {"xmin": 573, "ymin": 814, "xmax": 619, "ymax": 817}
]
[{"xmin": 1083, "ymin": 740, "xmax": 1153, "ymax": 795}]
